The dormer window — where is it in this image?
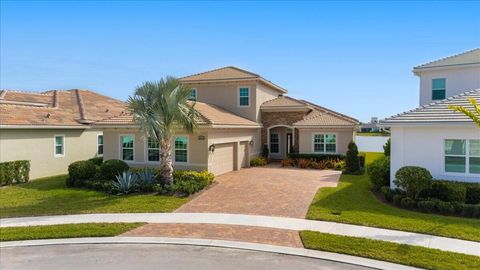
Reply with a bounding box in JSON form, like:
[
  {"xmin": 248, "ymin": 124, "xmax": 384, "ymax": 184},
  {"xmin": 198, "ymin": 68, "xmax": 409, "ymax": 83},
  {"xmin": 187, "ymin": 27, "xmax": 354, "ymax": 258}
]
[
  {"xmin": 188, "ymin": 89, "xmax": 197, "ymax": 101},
  {"xmin": 432, "ymin": 78, "xmax": 446, "ymax": 100},
  {"xmin": 239, "ymin": 87, "xmax": 249, "ymax": 107}
]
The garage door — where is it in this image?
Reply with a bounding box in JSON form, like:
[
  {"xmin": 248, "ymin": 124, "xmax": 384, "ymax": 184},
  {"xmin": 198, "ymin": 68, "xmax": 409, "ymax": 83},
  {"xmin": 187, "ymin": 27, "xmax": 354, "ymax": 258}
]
[
  {"xmin": 239, "ymin": 141, "xmax": 249, "ymax": 168},
  {"xmin": 211, "ymin": 143, "xmax": 235, "ymax": 175}
]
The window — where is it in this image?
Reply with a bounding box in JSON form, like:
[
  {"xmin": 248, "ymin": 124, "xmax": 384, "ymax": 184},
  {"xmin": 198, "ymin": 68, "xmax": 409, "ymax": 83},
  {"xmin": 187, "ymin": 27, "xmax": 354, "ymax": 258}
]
[
  {"xmin": 445, "ymin": 139, "xmax": 480, "ymax": 174},
  {"xmin": 239, "ymin": 87, "xmax": 249, "ymax": 106},
  {"xmin": 313, "ymin": 134, "xmax": 336, "ymax": 153},
  {"xmin": 97, "ymin": 135, "xmax": 104, "ymax": 156},
  {"xmin": 270, "ymin": 133, "xmax": 279, "ymax": 153},
  {"xmin": 188, "ymin": 89, "xmax": 197, "ymax": 101},
  {"xmin": 120, "ymin": 135, "xmax": 134, "ymax": 161},
  {"xmin": 147, "ymin": 137, "xmax": 160, "ymax": 162},
  {"xmin": 174, "ymin": 136, "xmax": 188, "ymax": 163},
  {"xmin": 432, "ymin": 78, "xmax": 446, "ymax": 100},
  {"xmin": 54, "ymin": 135, "xmax": 64, "ymax": 156}
]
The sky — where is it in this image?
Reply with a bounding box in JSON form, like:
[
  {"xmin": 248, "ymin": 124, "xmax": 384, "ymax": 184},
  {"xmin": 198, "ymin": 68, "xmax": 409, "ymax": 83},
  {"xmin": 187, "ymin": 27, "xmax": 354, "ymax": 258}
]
[{"xmin": 1, "ymin": 1, "xmax": 479, "ymax": 122}]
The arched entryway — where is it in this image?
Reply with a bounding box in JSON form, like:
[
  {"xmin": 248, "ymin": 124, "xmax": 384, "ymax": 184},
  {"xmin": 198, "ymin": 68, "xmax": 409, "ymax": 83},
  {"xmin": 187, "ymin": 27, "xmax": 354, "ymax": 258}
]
[{"xmin": 267, "ymin": 125, "xmax": 296, "ymax": 159}]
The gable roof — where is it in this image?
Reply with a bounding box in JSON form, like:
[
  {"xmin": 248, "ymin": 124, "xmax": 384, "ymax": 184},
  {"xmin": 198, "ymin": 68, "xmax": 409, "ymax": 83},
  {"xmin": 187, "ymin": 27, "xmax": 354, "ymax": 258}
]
[
  {"xmin": 261, "ymin": 95, "xmax": 308, "ymax": 109},
  {"xmin": 293, "ymin": 110, "xmax": 358, "ymax": 127},
  {"xmin": 94, "ymin": 101, "xmax": 261, "ymax": 128},
  {"xmin": 380, "ymin": 89, "xmax": 480, "ymax": 126},
  {"xmin": 179, "ymin": 66, "xmax": 288, "ymax": 93},
  {"xmin": 0, "ymin": 89, "xmax": 126, "ymax": 128},
  {"xmin": 413, "ymin": 48, "xmax": 480, "ymax": 71}
]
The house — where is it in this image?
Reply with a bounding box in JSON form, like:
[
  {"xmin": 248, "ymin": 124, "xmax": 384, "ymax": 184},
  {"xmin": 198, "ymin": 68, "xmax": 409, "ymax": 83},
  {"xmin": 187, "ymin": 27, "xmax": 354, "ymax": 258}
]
[
  {"xmin": 0, "ymin": 89, "xmax": 126, "ymax": 179},
  {"xmin": 94, "ymin": 66, "xmax": 358, "ymax": 175},
  {"xmin": 359, "ymin": 117, "xmax": 381, "ymax": 133},
  {"xmin": 381, "ymin": 49, "xmax": 480, "ymax": 184}
]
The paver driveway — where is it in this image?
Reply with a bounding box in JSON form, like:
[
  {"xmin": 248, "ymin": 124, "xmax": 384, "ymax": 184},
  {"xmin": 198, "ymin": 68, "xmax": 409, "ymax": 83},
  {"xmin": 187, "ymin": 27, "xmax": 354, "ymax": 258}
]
[{"xmin": 176, "ymin": 165, "xmax": 341, "ymax": 218}]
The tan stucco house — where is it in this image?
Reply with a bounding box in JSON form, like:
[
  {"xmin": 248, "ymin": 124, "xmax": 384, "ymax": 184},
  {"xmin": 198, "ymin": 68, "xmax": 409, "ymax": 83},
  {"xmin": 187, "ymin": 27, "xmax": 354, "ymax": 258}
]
[
  {"xmin": 0, "ymin": 89, "xmax": 125, "ymax": 179},
  {"xmin": 94, "ymin": 67, "xmax": 358, "ymax": 175}
]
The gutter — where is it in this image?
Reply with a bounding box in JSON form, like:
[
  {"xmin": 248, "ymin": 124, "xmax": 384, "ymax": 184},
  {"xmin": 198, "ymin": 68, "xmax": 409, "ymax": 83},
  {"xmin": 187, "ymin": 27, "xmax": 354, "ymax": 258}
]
[{"xmin": 0, "ymin": 125, "xmax": 89, "ymax": 129}]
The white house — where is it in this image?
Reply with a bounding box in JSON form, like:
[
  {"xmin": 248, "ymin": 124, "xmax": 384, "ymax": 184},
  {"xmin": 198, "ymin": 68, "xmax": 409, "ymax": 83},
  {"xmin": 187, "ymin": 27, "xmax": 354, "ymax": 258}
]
[{"xmin": 381, "ymin": 49, "xmax": 480, "ymax": 184}]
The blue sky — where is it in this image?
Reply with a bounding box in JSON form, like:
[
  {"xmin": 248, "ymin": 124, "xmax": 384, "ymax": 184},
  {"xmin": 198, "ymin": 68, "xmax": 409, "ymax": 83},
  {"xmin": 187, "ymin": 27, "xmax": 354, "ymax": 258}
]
[{"xmin": 1, "ymin": 1, "xmax": 479, "ymax": 122}]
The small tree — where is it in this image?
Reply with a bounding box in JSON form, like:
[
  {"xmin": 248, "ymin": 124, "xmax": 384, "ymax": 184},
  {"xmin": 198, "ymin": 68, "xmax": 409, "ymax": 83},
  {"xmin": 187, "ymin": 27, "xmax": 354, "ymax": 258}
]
[
  {"xmin": 448, "ymin": 98, "xmax": 480, "ymax": 128},
  {"xmin": 345, "ymin": 141, "xmax": 360, "ymax": 173},
  {"xmin": 394, "ymin": 166, "xmax": 432, "ymax": 199},
  {"xmin": 383, "ymin": 138, "xmax": 391, "ymax": 157}
]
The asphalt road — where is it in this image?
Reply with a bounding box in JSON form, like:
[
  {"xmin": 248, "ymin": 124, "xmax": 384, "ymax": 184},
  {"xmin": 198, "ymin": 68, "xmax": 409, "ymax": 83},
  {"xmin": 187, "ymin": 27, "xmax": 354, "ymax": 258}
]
[{"xmin": 0, "ymin": 244, "xmax": 374, "ymax": 270}]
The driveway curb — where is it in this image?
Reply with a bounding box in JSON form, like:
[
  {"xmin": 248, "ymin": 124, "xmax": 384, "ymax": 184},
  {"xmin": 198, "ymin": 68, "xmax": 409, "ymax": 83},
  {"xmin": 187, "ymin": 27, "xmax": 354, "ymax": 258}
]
[{"xmin": 1, "ymin": 236, "xmax": 420, "ymax": 270}]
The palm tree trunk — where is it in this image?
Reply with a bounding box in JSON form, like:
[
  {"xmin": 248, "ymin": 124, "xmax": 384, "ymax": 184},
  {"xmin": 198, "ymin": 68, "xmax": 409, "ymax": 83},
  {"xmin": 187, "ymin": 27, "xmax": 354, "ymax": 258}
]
[{"xmin": 159, "ymin": 138, "xmax": 174, "ymax": 184}]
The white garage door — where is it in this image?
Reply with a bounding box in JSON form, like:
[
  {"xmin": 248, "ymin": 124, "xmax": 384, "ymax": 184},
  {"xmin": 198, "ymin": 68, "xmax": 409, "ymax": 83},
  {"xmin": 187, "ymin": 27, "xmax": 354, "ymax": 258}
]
[
  {"xmin": 211, "ymin": 143, "xmax": 235, "ymax": 175},
  {"xmin": 239, "ymin": 141, "xmax": 249, "ymax": 168}
]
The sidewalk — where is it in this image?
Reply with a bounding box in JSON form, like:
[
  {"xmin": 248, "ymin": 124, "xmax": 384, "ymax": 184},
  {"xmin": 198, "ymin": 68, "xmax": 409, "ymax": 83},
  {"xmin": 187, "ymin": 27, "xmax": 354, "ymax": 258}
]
[{"xmin": 1, "ymin": 212, "xmax": 479, "ymax": 256}]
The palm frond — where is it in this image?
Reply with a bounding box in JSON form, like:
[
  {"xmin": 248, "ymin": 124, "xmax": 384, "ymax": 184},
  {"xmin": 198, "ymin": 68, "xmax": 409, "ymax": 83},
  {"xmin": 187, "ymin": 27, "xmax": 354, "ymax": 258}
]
[{"xmin": 448, "ymin": 98, "xmax": 480, "ymax": 128}]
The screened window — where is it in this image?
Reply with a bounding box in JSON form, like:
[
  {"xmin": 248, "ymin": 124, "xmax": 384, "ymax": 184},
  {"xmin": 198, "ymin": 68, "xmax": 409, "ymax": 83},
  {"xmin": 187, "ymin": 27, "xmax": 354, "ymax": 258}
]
[
  {"xmin": 270, "ymin": 133, "xmax": 279, "ymax": 153},
  {"xmin": 445, "ymin": 139, "xmax": 480, "ymax": 174},
  {"xmin": 147, "ymin": 137, "xmax": 160, "ymax": 162},
  {"xmin": 97, "ymin": 135, "xmax": 104, "ymax": 156},
  {"xmin": 432, "ymin": 78, "xmax": 446, "ymax": 100},
  {"xmin": 54, "ymin": 135, "xmax": 64, "ymax": 156},
  {"xmin": 188, "ymin": 89, "xmax": 197, "ymax": 101},
  {"xmin": 239, "ymin": 87, "xmax": 249, "ymax": 106},
  {"xmin": 120, "ymin": 135, "xmax": 134, "ymax": 161},
  {"xmin": 175, "ymin": 137, "xmax": 188, "ymax": 163},
  {"xmin": 313, "ymin": 134, "xmax": 336, "ymax": 153}
]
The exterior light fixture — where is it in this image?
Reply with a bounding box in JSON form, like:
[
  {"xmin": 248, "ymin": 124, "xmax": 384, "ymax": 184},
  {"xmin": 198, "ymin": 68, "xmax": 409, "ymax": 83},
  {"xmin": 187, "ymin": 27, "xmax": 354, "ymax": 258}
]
[{"xmin": 209, "ymin": 144, "xmax": 216, "ymax": 152}]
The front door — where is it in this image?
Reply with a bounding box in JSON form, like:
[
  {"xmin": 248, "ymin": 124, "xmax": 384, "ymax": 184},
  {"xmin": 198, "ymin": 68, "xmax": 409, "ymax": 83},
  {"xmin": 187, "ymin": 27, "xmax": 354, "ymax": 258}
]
[{"xmin": 286, "ymin": 133, "xmax": 292, "ymax": 155}]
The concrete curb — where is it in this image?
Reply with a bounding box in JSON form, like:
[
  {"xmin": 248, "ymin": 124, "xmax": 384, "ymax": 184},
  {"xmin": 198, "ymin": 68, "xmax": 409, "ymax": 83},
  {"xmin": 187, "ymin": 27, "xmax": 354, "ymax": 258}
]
[
  {"xmin": 0, "ymin": 237, "xmax": 421, "ymax": 270},
  {"xmin": 1, "ymin": 212, "xmax": 479, "ymax": 256}
]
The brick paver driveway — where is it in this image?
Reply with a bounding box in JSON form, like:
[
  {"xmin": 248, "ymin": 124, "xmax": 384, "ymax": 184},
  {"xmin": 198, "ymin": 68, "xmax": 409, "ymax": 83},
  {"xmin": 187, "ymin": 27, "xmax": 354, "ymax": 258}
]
[{"xmin": 176, "ymin": 165, "xmax": 341, "ymax": 218}]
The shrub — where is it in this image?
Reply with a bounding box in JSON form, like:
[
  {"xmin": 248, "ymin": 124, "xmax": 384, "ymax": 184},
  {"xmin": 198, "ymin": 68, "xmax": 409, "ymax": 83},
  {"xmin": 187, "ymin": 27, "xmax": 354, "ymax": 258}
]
[
  {"xmin": 393, "ymin": 194, "xmax": 404, "ymax": 206},
  {"xmin": 297, "ymin": 159, "xmax": 311, "ymax": 169},
  {"xmin": 111, "ymin": 171, "xmax": 139, "ymax": 195},
  {"xmin": 400, "ymin": 197, "xmax": 416, "ymax": 209},
  {"xmin": 250, "ymin": 157, "xmax": 267, "ymax": 167},
  {"xmin": 435, "ymin": 201, "xmax": 455, "ymax": 215},
  {"xmin": 68, "ymin": 160, "xmax": 96, "ymax": 186},
  {"xmin": 171, "ymin": 170, "xmax": 214, "ymax": 195},
  {"xmin": 462, "ymin": 204, "xmax": 480, "ymax": 218},
  {"xmin": 367, "ymin": 156, "xmax": 390, "ymax": 190},
  {"xmin": 358, "ymin": 152, "xmax": 366, "ymax": 169},
  {"xmin": 380, "ymin": 185, "xmax": 395, "ymax": 202},
  {"xmin": 0, "ymin": 160, "xmax": 30, "ymax": 185},
  {"xmin": 136, "ymin": 169, "xmax": 158, "ymax": 193},
  {"xmin": 288, "ymin": 153, "xmax": 345, "ymax": 162},
  {"xmin": 425, "ymin": 181, "xmax": 466, "ymax": 203},
  {"xmin": 417, "ymin": 200, "xmax": 436, "ymax": 213},
  {"xmin": 101, "ymin": 159, "xmax": 129, "ymax": 180},
  {"xmin": 383, "ymin": 138, "xmax": 391, "ymax": 157},
  {"xmin": 88, "ymin": 156, "xmax": 103, "ymax": 166},
  {"xmin": 281, "ymin": 158, "xmax": 295, "ymax": 167},
  {"xmin": 262, "ymin": 144, "xmax": 269, "ymax": 158},
  {"xmin": 394, "ymin": 166, "xmax": 432, "ymax": 199},
  {"xmin": 465, "ymin": 184, "xmax": 480, "ymax": 204},
  {"xmin": 344, "ymin": 141, "xmax": 360, "ymax": 174}
]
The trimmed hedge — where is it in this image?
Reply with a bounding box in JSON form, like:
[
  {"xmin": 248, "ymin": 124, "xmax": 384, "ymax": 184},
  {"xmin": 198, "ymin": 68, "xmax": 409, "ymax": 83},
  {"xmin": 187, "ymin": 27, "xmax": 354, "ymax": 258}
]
[
  {"xmin": 288, "ymin": 153, "xmax": 345, "ymax": 162},
  {"xmin": 394, "ymin": 166, "xmax": 432, "ymax": 199},
  {"xmin": 250, "ymin": 157, "xmax": 267, "ymax": 167},
  {"xmin": 172, "ymin": 170, "xmax": 215, "ymax": 195},
  {"xmin": 67, "ymin": 160, "xmax": 96, "ymax": 187},
  {"xmin": 367, "ymin": 156, "xmax": 390, "ymax": 190},
  {"xmin": 0, "ymin": 160, "xmax": 30, "ymax": 185},
  {"xmin": 421, "ymin": 180, "xmax": 480, "ymax": 204},
  {"xmin": 100, "ymin": 159, "xmax": 129, "ymax": 181},
  {"xmin": 88, "ymin": 156, "xmax": 103, "ymax": 166}
]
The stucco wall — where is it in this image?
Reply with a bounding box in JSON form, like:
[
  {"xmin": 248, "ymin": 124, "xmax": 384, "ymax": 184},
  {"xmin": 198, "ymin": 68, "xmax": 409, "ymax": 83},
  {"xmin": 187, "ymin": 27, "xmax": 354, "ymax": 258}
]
[
  {"xmin": 297, "ymin": 128, "xmax": 355, "ymax": 155},
  {"xmin": 268, "ymin": 126, "xmax": 287, "ymax": 159},
  {"xmin": 390, "ymin": 125, "xmax": 480, "ymax": 185},
  {"xmin": 0, "ymin": 128, "xmax": 102, "ymax": 179},
  {"xmin": 417, "ymin": 66, "xmax": 480, "ymax": 106}
]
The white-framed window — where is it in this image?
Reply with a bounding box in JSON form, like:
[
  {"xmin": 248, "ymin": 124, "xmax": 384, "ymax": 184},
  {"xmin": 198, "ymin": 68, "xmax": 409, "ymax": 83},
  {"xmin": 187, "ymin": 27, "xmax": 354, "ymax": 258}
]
[
  {"xmin": 174, "ymin": 136, "xmax": 188, "ymax": 163},
  {"xmin": 147, "ymin": 137, "xmax": 160, "ymax": 162},
  {"xmin": 445, "ymin": 139, "xmax": 480, "ymax": 174},
  {"xmin": 54, "ymin": 135, "xmax": 65, "ymax": 157},
  {"xmin": 97, "ymin": 134, "xmax": 104, "ymax": 156},
  {"xmin": 120, "ymin": 135, "xmax": 134, "ymax": 161},
  {"xmin": 239, "ymin": 87, "xmax": 249, "ymax": 107},
  {"xmin": 270, "ymin": 133, "xmax": 280, "ymax": 153},
  {"xmin": 188, "ymin": 88, "xmax": 197, "ymax": 101},
  {"xmin": 313, "ymin": 134, "xmax": 336, "ymax": 153}
]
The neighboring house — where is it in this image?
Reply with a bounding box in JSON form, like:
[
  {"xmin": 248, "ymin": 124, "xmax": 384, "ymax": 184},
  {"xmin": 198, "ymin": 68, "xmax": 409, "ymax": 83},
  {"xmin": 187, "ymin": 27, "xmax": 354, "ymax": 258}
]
[
  {"xmin": 0, "ymin": 89, "xmax": 125, "ymax": 179},
  {"xmin": 94, "ymin": 66, "xmax": 358, "ymax": 175},
  {"xmin": 359, "ymin": 117, "xmax": 381, "ymax": 132},
  {"xmin": 381, "ymin": 49, "xmax": 480, "ymax": 184}
]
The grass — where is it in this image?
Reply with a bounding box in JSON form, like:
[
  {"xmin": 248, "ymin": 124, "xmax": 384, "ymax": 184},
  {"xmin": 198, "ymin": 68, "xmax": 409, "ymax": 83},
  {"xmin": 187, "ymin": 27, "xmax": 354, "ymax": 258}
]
[
  {"xmin": 300, "ymin": 231, "xmax": 480, "ymax": 270},
  {"xmin": 306, "ymin": 153, "xmax": 480, "ymax": 242},
  {"xmin": 361, "ymin": 151, "xmax": 384, "ymax": 164},
  {"xmin": 0, "ymin": 175, "xmax": 189, "ymax": 218},
  {"xmin": 0, "ymin": 223, "xmax": 144, "ymax": 241}
]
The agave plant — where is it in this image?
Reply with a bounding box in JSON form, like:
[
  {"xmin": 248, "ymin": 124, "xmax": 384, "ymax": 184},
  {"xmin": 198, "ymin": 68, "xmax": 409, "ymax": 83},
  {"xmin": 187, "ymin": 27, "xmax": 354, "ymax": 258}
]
[
  {"xmin": 112, "ymin": 170, "xmax": 139, "ymax": 195},
  {"xmin": 137, "ymin": 169, "xmax": 157, "ymax": 185}
]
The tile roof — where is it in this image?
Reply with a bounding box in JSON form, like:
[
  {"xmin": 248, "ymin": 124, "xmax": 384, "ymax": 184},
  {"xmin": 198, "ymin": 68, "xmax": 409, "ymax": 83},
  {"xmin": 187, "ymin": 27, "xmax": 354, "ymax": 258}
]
[
  {"xmin": 414, "ymin": 48, "xmax": 480, "ymax": 70},
  {"xmin": 293, "ymin": 110, "xmax": 358, "ymax": 127},
  {"xmin": 94, "ymin": 101, "xmax": 261, "ymax": 128},
  {"xmin": 0, "ymin": 89, "xmax": 126, "ymax": 127},
  {"xmin": 381, "ymin": 89, "xmax": 480, "ymax": 125},
  {"xmin": 180, "ymin": 66, "xmax": 287, "ymax": 93},
  {"xmin": 261, "ymin": 96, "xmax": 308, "ymax": 108}
]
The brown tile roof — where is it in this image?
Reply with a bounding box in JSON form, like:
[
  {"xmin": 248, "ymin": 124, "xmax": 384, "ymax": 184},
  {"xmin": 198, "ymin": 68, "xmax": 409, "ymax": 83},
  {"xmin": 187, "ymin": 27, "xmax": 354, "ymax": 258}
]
[
  {"xmin": 94, "ymin": 101, "xmax": 261, "ymax": 128},
  {"xmin": 261, "ymin": 96, "xmax": 308, "ymax": 108},
  {"xmin": 0, "ymin": 89, "xmax": 126, "ymax": 127},
  {"xmin": 293, "ymin": 110, "xmax": 358, "ymax": 127},
  {"xmin": 414, "ymin": 48, "xmax": 480, "ymax": 70},
  {"xmin": 180, "ymin": 66, "xmax": 288, "ymax": 93}
]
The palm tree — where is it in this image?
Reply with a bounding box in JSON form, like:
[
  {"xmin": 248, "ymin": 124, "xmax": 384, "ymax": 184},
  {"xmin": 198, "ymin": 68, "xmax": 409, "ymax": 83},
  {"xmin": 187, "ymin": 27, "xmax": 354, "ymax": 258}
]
[
  {"xmin": 127, "ymin": 77, "xmax": 198, "ymax": 184},
  {"xmin": 448, "ymin": 98, "xmax": 480, "ymax": 128}
]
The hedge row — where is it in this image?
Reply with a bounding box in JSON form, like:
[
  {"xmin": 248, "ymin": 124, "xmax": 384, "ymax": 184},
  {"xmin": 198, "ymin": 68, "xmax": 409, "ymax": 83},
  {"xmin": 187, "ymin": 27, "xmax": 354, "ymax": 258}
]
[
  {"xmin": 288, "ymin": 153, "xmax": 345, "ymax": 162},
  {"xmin": 0, "ymin": 160, "xmax": 30, "ymax": 185}
]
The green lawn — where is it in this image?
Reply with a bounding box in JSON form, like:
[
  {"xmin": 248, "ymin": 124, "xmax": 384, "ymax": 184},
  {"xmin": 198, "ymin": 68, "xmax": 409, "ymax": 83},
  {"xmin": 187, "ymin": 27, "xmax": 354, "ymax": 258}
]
[
  {"xmin": 361, "ymin": 151, "xmax": 384, "ymax": 164},
  {"xmin": 307, "ymin": 153, "xmax": 480, "ymax": 242},
  {"xmin": 300, "ymin": 231, "xmax": 480, "ymax": 270},
  {"xmin": 0, "ymin": 223, "xmax": 144, "ymax": 241},
  {"xmin": 0, "ymin": 175, "xmax": 189, "ymax": 218}
]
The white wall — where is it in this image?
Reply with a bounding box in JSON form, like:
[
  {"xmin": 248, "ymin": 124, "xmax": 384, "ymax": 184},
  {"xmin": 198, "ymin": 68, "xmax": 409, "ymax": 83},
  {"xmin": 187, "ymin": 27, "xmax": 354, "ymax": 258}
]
[
  {"xmin": 355, "ymin": 135, "xmax": 389, "ymax": 153},
  {"xmin": 390, "ymin": 125, "xmax": 480, "ymax": 185},
  {"xmin": 417, "ymin": 66, "xmax": 480, "ymax": 106}
]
